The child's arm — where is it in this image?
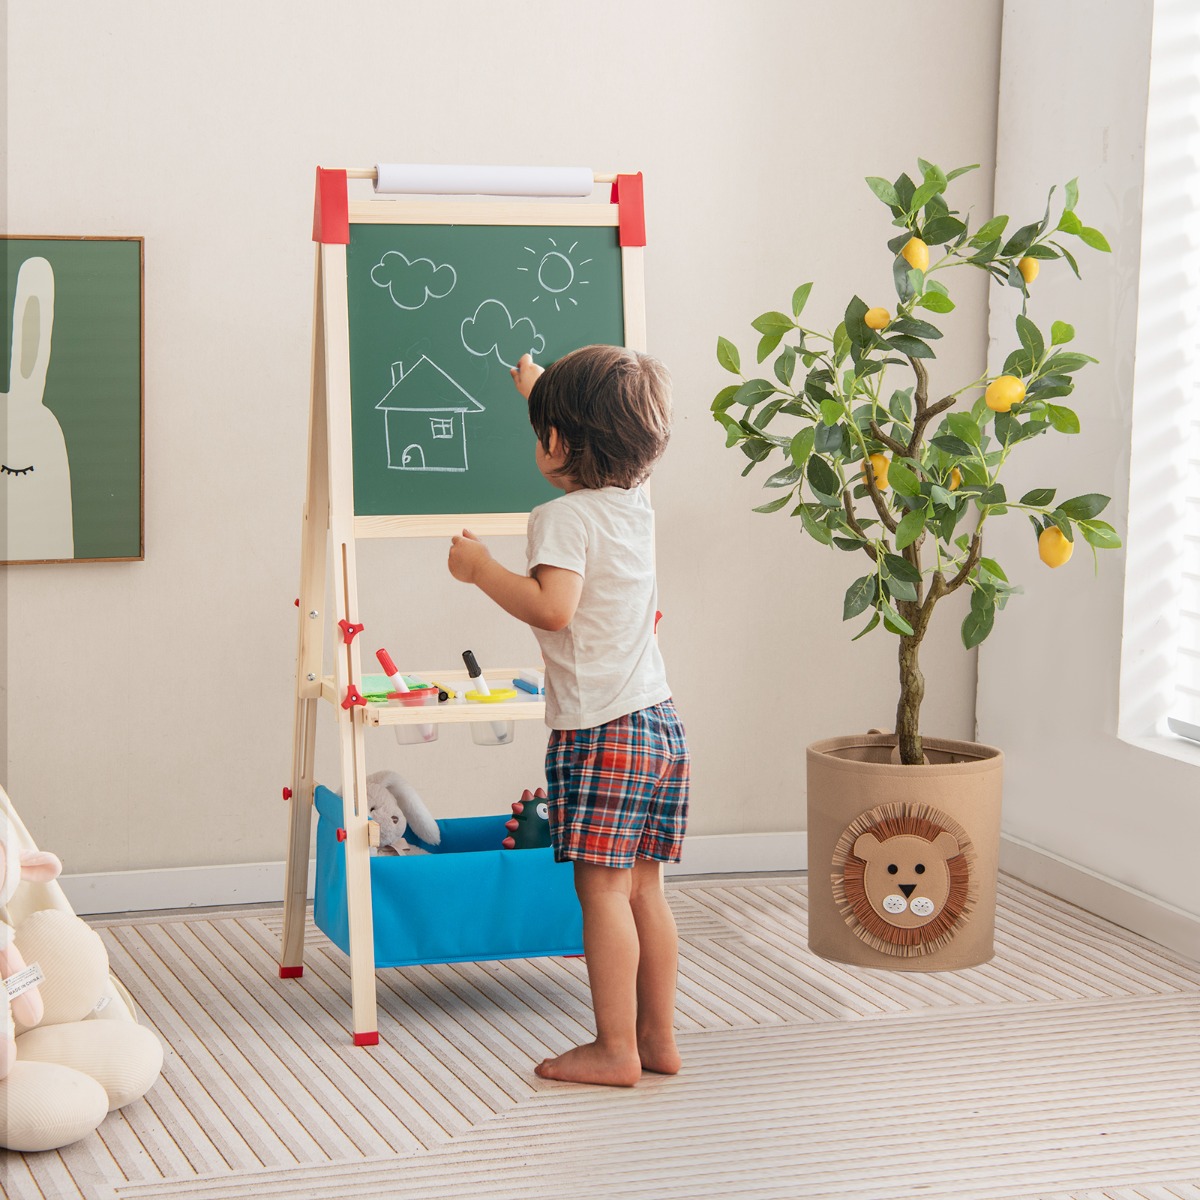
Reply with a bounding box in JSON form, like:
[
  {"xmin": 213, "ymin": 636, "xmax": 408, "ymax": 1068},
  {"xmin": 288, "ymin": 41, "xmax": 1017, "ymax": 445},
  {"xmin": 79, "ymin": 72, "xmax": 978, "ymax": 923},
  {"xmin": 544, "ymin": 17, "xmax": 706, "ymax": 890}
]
[{"xmin": 448, "ymin": 530, "xmax": 582, "ymax": 631}]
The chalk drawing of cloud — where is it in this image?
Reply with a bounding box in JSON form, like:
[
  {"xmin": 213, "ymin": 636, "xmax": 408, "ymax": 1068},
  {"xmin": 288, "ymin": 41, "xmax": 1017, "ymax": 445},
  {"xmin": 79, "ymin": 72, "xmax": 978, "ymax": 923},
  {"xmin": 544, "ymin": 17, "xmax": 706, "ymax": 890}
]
[
  {"xmin": 460, "ymin": 299, "xmax": 546, "ymax": 369},
  {"xmin": 370, "ymin": 250, "xmax": 457, "ymax": 310}
]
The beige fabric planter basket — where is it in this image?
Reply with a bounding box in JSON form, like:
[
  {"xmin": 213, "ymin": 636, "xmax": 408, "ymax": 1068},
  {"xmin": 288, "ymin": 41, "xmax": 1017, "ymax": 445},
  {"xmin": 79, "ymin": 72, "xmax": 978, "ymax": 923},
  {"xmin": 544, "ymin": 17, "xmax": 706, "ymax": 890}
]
[{"xmin": 806, "ymin": 733, "xmax": 1003, "ymax": 971}]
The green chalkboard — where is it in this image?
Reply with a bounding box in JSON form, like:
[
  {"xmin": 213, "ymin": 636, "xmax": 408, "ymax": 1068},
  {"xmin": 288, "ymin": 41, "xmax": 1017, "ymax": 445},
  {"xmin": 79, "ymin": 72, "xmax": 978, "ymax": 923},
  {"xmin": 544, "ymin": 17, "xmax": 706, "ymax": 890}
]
[
  {"xmin": 2, "ymin": 237, "xmax": 143, "ymax": 562},
  {"xmin": 345, "ymin": 222, "xmax": 624, "ymax": 517}
]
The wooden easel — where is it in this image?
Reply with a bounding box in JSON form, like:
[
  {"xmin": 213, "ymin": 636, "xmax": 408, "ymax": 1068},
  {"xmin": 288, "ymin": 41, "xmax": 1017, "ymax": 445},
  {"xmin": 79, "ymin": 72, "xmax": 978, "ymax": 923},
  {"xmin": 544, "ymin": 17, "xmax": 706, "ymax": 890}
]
[{"xmin": 279, "ymin": 164, "xmax": 648, "ymax": 1044}]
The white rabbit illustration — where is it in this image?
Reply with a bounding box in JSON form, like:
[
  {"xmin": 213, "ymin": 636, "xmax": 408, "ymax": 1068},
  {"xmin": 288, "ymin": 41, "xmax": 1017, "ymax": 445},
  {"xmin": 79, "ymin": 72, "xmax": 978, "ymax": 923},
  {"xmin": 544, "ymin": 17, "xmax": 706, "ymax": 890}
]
[{"xmin": 2, "ymin": 256, "xmax": 73, "ymax": 561}]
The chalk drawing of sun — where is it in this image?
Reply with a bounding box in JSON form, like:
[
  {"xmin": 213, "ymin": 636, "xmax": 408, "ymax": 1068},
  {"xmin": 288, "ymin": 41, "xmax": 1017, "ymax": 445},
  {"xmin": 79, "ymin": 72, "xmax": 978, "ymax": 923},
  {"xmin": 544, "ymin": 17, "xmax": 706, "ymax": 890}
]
[{"xmin": 518, "ymin": 237, "xmax": 592, "ymax": 312}]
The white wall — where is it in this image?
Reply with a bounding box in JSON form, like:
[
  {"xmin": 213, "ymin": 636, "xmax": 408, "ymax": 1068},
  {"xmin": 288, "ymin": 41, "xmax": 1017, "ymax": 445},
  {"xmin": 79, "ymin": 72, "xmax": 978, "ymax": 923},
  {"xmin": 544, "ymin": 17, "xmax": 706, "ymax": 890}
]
[
  {"xmin": 980, "ymin": 0, "xmax": 1200, "ymax": 922},
  {"xmin": 5, "ymin": 1, "xmax": 1001, "ymax": 877}
]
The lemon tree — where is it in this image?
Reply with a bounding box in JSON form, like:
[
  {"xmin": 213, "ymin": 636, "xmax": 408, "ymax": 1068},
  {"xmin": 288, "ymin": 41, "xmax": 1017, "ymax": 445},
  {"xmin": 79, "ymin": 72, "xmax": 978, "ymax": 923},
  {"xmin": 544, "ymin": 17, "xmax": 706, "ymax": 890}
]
[{"xmin": 712, "ymin": 158, "xmax": 1120, "ymax": 764}]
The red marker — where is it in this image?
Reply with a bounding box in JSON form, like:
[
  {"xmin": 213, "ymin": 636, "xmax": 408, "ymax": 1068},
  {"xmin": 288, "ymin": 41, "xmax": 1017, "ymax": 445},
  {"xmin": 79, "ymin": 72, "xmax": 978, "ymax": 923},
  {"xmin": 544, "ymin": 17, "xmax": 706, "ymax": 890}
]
[{"xmin": 376, "ymin": 648, "xmax": 435, "ymax": 741}]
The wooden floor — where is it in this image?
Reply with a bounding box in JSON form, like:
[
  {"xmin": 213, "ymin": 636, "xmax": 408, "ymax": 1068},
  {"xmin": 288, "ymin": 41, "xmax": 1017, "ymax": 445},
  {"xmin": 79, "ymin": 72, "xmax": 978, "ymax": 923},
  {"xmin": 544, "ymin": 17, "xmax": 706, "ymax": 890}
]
[{"xmin": 3, "ymin": 874, "xmax": 1198, "ymax": 1200}]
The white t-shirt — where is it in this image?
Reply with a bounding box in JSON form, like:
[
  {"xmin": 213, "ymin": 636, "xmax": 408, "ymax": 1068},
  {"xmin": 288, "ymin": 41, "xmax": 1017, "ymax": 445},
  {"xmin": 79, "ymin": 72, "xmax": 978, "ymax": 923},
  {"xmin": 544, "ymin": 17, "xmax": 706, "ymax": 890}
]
[{"xmin": 526, "ymin": 486, "xmax": 671, "ymax": 730}]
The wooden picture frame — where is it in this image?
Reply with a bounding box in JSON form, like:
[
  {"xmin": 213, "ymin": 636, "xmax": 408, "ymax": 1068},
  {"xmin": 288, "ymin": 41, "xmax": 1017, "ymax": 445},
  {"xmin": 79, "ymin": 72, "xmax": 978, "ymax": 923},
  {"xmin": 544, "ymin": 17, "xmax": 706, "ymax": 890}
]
[{"xmin": 2, "ymin": 235, "xmax": 144, "ymax": 565}]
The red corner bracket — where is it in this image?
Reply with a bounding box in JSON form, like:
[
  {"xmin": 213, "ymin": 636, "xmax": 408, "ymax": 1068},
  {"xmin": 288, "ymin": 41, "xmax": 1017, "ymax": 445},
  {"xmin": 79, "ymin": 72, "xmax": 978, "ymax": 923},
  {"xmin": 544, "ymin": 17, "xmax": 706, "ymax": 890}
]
[
  {"xmin": 313, "ymin": 167, "xmax": 350, "ymax": 245},
  {"xmin": 610, "ymin": 172, "xmax": 646, "ymax": 247}
]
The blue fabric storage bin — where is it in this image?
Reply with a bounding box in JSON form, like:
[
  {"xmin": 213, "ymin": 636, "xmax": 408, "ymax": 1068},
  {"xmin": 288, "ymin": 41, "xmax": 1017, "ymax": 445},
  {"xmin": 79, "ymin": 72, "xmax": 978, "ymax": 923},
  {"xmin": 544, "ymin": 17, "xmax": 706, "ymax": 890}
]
[{"xmin": 313, "ymin": 785, "xmax": 584, "ymax": 968}]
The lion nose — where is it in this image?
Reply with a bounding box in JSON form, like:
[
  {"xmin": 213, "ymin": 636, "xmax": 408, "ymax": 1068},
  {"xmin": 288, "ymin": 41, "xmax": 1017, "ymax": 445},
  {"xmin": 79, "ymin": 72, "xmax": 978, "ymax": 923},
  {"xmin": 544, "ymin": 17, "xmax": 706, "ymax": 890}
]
[{"xmin": 899, "ymin": 883, "xmax": 916, "ymax": 898}]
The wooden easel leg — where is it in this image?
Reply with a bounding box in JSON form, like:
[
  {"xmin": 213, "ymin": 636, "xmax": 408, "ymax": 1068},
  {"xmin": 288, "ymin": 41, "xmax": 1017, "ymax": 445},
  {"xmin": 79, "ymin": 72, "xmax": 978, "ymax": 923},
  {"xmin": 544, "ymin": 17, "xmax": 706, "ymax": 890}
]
[{"xmin": 281, "ymin": 248, "xmax": 332, "ymax": 978}]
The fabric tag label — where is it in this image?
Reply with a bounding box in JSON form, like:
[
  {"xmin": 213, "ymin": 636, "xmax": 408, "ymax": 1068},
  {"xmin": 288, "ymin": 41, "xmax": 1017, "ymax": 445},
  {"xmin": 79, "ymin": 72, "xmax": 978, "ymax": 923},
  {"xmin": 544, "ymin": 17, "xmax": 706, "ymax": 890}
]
[{"xmin": 4, "ymin": 962, "xmax": 45, "ymax": 1000}]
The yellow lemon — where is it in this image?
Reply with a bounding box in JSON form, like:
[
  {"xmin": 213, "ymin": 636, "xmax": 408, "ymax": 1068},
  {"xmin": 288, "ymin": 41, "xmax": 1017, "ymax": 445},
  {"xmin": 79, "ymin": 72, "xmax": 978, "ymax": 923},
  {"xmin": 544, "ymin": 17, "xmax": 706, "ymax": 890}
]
[
  {"xmin": 1017, "ymin": 256, "xmax": 1040, "ymax": 284},
  {"xmin": 863, "ymin": 452, "xmax": 890, "ymax": 490},
  {"xmin": 948, "ymin": 467, "xmax": 962, "ymax": 491},
  {"xmin": 901, "ymin": 237, "xmax": 930, "ymax": 272},
  {"xmin": 864, "ymin": 307, "xmax": 891, "ymax": 331},
  {"xmin": 1038, "ymin": 526, "xmax": 1073, "ymax": 568},
  {"xmin": 985, "ymin": 375, "xmax": 1026, "ymax": 412}
]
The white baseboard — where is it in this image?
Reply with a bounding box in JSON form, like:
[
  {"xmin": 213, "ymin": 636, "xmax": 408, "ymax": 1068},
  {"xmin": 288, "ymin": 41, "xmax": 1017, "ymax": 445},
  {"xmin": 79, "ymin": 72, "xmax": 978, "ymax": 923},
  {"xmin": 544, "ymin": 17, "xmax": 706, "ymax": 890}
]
[
  {"xmin": 60, "ymin": 832, "xmax": 808, "ymax": 916},
  {"xmin": 1000, "ymin": 833, "xmax": 1200, "ymax": 963}
]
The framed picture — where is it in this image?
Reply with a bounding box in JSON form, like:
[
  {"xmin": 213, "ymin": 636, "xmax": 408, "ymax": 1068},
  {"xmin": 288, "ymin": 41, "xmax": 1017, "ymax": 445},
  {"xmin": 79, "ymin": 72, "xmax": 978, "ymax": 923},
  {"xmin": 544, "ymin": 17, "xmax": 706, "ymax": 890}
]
[{"xmin": 3, "ymin": 235, "xmax": 144, "ymax": 564}]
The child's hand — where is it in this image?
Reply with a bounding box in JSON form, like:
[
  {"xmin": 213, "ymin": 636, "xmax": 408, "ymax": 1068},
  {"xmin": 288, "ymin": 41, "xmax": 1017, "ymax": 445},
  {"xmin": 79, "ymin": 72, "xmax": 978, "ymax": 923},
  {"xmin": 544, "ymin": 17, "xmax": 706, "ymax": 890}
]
[
  {"xmin": 448, "ymin": 529, "xmax": 492, "ymax": 584},
  {"xmin": 510, "ymin": 353, "xmax": 543, "ymax": 399}
]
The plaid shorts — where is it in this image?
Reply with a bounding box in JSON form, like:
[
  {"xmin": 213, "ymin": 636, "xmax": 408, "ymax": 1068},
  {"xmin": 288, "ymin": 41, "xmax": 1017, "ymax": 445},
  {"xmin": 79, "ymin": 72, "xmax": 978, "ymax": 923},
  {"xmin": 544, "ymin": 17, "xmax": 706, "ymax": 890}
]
[{"xmin": 544, "ymin": 699, "xmax": 690, "ymax": 868}]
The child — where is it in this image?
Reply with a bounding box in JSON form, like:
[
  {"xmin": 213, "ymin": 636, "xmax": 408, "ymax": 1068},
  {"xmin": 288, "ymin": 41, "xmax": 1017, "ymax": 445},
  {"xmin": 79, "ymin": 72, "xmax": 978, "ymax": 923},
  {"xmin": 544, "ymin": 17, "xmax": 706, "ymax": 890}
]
[{"xmin": 447, "ymin": 345, "xmax": 689, "ymax": 1087}]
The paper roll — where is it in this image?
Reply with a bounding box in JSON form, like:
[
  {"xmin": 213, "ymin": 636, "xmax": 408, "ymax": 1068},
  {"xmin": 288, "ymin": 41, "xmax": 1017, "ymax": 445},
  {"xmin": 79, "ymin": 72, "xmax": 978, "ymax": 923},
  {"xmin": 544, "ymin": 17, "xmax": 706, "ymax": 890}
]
[{"xmin": 373, "ymin": 164, "xmax": 594, "ymax": 198}]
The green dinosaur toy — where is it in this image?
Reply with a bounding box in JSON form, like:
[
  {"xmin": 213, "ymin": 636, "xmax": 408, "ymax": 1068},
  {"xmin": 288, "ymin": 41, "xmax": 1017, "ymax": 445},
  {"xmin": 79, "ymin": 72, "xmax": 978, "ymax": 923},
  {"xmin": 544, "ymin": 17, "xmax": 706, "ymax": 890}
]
[{"xmin": 503, "ymin": 788, "xmax": 550, "ymax": 850}]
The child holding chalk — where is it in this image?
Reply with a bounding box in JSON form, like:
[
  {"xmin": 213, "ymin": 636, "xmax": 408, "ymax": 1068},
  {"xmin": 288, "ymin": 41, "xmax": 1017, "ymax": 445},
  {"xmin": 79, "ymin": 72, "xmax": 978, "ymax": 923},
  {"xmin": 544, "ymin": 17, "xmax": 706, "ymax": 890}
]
[{"xmin": 447, "ymin": 345, "xmax": 689, "ymax": 1087}]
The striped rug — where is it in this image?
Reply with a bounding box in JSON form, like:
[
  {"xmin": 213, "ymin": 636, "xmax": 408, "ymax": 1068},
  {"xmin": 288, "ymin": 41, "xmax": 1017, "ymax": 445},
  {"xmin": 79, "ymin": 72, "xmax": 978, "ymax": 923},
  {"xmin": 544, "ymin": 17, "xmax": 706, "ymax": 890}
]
[{"xmin": 2, "ymin": 875, "xmax": 1197, "ymax": 1200}]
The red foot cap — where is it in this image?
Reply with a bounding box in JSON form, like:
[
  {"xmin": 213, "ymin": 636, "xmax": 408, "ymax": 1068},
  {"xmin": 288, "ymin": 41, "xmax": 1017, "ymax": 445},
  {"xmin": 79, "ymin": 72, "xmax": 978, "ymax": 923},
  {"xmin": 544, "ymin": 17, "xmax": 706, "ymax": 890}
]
[
  {"xmin": 279, "ymin": 965, "xmax": 303, "ymax": 979},
  {"xmin": 353, "ymin": 1031, "xmax": 380, "ymax": 1047}
]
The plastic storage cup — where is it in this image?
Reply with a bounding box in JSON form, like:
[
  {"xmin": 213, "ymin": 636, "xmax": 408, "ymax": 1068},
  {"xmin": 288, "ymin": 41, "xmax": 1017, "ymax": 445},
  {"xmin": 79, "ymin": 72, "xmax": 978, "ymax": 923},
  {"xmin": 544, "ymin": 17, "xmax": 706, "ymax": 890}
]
[{"xmin": 393, "ymin": 687, "xmax": 439, "ymax": 745}]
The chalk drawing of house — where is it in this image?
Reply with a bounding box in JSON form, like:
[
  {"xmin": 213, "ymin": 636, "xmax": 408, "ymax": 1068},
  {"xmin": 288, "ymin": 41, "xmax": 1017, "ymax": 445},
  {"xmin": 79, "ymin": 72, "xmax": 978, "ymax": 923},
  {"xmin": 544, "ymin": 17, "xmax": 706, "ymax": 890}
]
[{"xmin": 375, "ymin": 356, "xmax": 485, "ymax": 472}]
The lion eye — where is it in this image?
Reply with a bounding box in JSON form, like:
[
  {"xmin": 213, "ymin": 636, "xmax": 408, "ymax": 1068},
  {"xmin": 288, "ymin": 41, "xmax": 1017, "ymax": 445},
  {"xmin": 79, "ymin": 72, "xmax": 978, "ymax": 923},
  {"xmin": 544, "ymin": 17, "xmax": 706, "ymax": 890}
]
[
  {"xmin": 887, "ymin": 864, "xmax": 898, "ymax": 875},
  {"xmin": 915, "ymin": 863, "xmax": 925, "ymax": 874}
]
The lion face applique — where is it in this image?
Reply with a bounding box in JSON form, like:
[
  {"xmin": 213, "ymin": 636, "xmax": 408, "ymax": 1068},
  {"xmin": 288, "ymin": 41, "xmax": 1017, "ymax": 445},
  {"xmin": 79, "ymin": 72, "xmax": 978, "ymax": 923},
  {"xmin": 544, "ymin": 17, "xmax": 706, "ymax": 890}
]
[{"xmin": 832, "ymin": 803, "xmax": 977, "ymax": 957}]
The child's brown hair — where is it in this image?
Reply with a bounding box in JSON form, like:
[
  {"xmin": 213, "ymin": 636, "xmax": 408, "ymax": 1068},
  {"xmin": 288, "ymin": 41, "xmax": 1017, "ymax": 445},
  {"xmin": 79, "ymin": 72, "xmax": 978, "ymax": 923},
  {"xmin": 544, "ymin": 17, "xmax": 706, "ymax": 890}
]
[{"xmin": 527, "ymin": 345, "xmax": 672, "ymax": 489}]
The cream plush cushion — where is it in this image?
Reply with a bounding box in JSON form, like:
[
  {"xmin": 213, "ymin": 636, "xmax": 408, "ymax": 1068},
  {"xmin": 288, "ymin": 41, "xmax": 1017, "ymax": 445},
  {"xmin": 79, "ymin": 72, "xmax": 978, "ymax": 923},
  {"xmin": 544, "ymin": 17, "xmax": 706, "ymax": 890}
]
[
  {"xmin": 17, "ymin": 1021, "xmax": 164, "ymax": 1111},
  {"xmin": 11, "ymin": 909, "xmax": 110, "ymax": 1031},
  {"xmin": 0, "ymin": 1060, "xmax": 109, "ymax": 1152}
]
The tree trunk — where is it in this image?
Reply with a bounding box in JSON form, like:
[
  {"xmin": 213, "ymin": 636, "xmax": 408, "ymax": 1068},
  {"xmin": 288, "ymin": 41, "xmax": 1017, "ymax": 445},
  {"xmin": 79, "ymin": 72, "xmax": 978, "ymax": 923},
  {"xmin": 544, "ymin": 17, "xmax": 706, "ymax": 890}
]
[{"xmin": 895, "ymin": 633, "xmax": 925, "ymax": 764}]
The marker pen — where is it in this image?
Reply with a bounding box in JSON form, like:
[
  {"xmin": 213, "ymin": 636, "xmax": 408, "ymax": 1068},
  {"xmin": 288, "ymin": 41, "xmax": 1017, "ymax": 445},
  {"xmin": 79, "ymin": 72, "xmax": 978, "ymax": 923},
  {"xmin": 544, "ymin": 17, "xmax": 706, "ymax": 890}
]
[
  {"xmin": 377, "ymin": 648, "xmax": 436, "ymax": 742},
  {"xmin": 462, "ymin": 649, "xmax": 510, "ymax": 743}
]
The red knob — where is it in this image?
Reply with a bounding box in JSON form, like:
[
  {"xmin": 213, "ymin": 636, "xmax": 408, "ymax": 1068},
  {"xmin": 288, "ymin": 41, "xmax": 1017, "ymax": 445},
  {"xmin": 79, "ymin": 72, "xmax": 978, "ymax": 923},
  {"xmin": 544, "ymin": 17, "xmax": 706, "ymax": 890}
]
[
  {"xmin": 502, "ymin": 836, "xmax": 515, "ymax": 849},
  {"xmin": 282, "ymin": 786, "xmax": 293, "ymax": 801},
  {"xmin": 336, "ymin": 828, "xmax": 347, "ymax": 842},
  {"xmin": 294, "ymin": 598, "xmax": 300, "ymax": 607}
]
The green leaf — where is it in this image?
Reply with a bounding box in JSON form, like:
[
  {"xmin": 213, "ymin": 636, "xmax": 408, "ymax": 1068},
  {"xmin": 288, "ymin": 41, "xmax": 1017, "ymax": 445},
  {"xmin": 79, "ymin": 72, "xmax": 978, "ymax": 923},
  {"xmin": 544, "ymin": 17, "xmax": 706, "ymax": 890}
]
[
  {"xmin": 819, "ymin": 398, "xmax": 842, "ymax": 426},
  {"xmin": 832, "ymin": 323, "xmax": 851, "ymax": 363},
  {"xmin": 930, "ymin": 434, "xmax": 975, "ymax": 457},
  {"xmin": 1042, "ymin": 351, "xmax": 1099, "ymax": 374},
  {"xmin": 1077, "ymin": 225, "xmax": 1112, "ymax": 252},
  {"xmin": 961, "ymin": 589, "xmax": 996, "ymax": 649},
  {"xmin": 918, "ymin": 290, "xmax": 955, "ymax": 313},
  {"xmin": 921, "ymin": 216, "xmax": 966, "ymax": 245},
  {"xmin": 885, "ymin": 334, "xmax": 936, "ymax": 359},
  {"xmin": 1058, "ymin": 242, "xmax": 1082, "ymax": 278},
  {"xmin": 895, "ymin": 507, "xmax": 927, "ymax": 550},
  {"xmin": 753, "ymin": 493, "xmax": 792, "ymax": 513},
  {"xmin": 1065, "ymin": 177, "xmax": 1079, "ymax": 212},
  {"xmin": 798, "ymin": 502, "xmax": 834, "ymax": 544},
  {"xmin": 751, "ymin": 310, "xmax": 795, "ymax": 336},
  {"xmin": 1056, "ymin": 210, "xmax": 1083, "ymax": 235},
  {"xmin": 1019, "ymin": 488, "xmax": 1056, "ymax": 507},
  {"xmin": 764, "ymin": 463, "xmax": 804, "ymax": 488},
  {"xmin": 790, "ymin": 426, "xmax": 815, "ymax": 466},
  {"xmin": 970, "ymin": 215, "xmax": 1009, "ymax": 246},
  {"xmin": 1046, "ymin": 404, "xmax": 1081, "ymax": 434},
  {"xmin": 1050, "ymin": 320, "xmax": 1075, "ymax": 346},
  {"xmin": 1078, "ymin": 519, "xmax": 1121, "ymax": 549},
  {"xmin": 888, "ymin": 316, "xmax": 943, "ymax": 340},
  {"xmin": 946, "ymin": 163, "xmax": 980, "ymax": 182},
  {"xmin": 814, "ymin": 421, "xmax": 846, "ymax": 455},
  {"xmin": 1022, "ymin": 244, "xmax": 1059, "ymax": 260},
  {"xmin": 883, "ymin": 552, "xmax": 922, "ymax": 583},
  {"xmin": 851, "ymin": 611, "xmax": 881, "ymax": 641},
  {"xmin": 844, "ymin": 295, "xmax": 870, "ymax": 345},
  {"xmin": 866, "ymin": 176, "xmax": 901, "ymax": 207},
  {"xmin": 717, "ymin": 336, "xmax": 741, "ymax": 374},
  {"xmin": 1001, "ymin": 221, "xmax": 1041, "ymax": 257},
  {"xmin": 1059, "ymin": 493, "xmax": 1110, "ymax": 520},
  {"xmin": 732, "ymin": 378, "xmax": 776, "ymax": 407},
  {"xmin": 712, "ymin": 384, "xmax": 740, "ymax": 413},
  {"xmin": 881, "ymin": 602, "xmax": 915, "ymax": 637},
  {"xmin": 1016, "ymin": 313, "xmax": 1045, "ymax": 361},
  {"xmin": 806, "ymin": 454, "xmax": 839, "ymax": 496},
  {"xmin": 887, "ymin": 461, "xmax": 922, "ymax": 496},
  {"xmin": 843, "ymin": 574, "xmax": 877, "ymax": 620},
  {"xmin": 774, "ymin": 345, "xmax": 798, "ymax": 387},
  {"xmin": 888, "ymin": 388, "xmax": 914, "ymax": 424},
  {"xmin": 756, "ymin": 331, "xmax": 785, "ymax": 363},
  {"xmin": 792, "ymin": 283, "xmax": 813, "ymax": 317},
  {"xmin": 978, "ymin": 556, "xmax": 1009, "ymax": 583},
  {"xmin": 885, "ymin": 576, "xmax": 919, "ymax": 603},
  {"xmin": 945, "ymin": 412, "xmax": 982, "ymax": 447}
]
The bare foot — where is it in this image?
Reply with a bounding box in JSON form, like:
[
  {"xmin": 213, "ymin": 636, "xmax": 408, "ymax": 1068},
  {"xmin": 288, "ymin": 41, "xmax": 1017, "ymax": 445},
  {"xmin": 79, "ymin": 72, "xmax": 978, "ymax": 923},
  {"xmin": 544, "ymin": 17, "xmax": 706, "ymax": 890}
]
[
  {"xmin": 637, "ymin": 1033, "xmax": 682, "ymax": 1076},
  {"xmin": 534, "ymin": 1040, "xmax": 642, "ymax": 1087}
]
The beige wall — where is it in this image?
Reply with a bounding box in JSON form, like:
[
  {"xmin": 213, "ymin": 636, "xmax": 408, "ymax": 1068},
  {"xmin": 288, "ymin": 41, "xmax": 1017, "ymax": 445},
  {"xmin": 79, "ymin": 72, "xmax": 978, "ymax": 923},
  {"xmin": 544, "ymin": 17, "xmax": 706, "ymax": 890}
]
[
  {"xmin": 980, "ymin": 0, "xmax": 1200, "ymax": 920},
  {"xmin": 5, "ymin": 1, "xmax": 1001, "ymax": 874}
]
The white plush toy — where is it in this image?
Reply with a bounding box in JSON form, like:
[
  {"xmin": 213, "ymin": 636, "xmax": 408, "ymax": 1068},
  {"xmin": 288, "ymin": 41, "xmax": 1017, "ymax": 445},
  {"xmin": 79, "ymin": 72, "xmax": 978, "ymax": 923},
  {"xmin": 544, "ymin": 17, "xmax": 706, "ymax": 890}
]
[
  {"xmin": 1, "ymin": 798, "xmax": 164, "ymax": 1152},
  {"xmin": 366, "ymin": 771, "xmax": 441, "ymax": 855}
]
